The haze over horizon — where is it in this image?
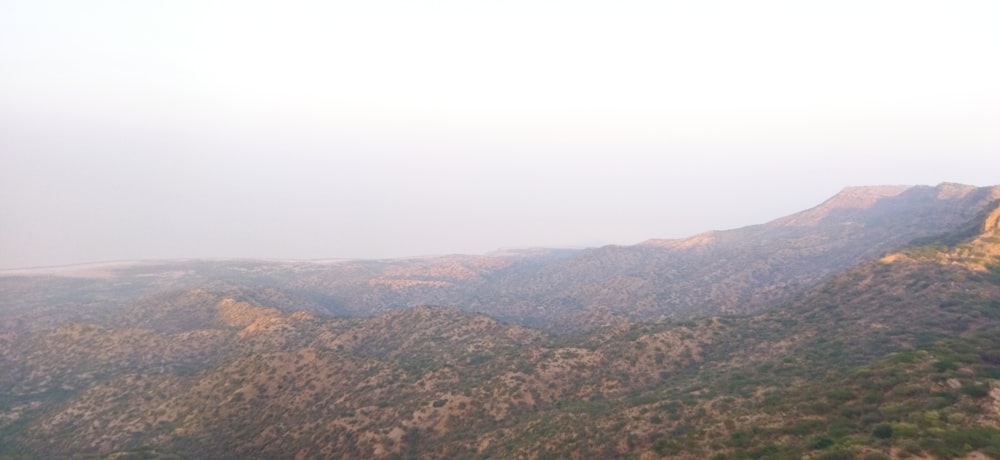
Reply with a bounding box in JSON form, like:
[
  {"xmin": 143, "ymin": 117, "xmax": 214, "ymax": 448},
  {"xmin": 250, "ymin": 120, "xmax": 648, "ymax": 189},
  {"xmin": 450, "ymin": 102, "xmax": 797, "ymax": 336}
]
[{"xmin": 2, "ymin": 1, "xmax": 999, "ymax": 270}]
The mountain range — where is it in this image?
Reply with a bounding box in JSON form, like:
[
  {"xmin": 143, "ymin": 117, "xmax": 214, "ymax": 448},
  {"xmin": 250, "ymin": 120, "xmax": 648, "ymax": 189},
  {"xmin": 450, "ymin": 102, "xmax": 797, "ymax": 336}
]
[{"xmin": 2, "ymin": 182, "xmax": 1000, "ymax": 459}]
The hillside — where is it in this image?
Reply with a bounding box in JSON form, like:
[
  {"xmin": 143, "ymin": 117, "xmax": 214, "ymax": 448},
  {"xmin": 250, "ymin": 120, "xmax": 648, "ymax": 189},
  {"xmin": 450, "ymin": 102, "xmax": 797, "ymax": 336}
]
[
  {"xmin": 479, "ymin": 183, "xmax": 1000, "ymax": 328},
  {"xmin": 2, "ymin": 195, "xmax": 1000, "ymax": 459},
  {"xmin": 2, "ymin": 183, "xmax": 998, "ymax": 334}
]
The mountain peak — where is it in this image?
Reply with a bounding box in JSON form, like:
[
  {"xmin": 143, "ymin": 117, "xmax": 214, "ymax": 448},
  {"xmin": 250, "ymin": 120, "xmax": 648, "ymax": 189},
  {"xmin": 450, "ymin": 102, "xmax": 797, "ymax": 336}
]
[
  {"xmin": 933, "ymin": 181, "xmax": 981, "ymax": 199},
  {"xmin": 770, "ymin": 185, "xmax": 913, "ymax": 227},
  {"xmin": 830, "ymin": 184, "xmax": 914, "ymax": 204},
  {"xmin": 769, "ymin": 183, "xmax": 997, "ymax": 228}
]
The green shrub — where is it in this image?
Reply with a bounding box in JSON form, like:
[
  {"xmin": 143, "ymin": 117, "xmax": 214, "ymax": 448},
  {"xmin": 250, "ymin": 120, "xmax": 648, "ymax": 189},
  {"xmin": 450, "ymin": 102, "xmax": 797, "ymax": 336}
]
[
  {"xmin": 945, "ymin": 412, "xmax": 966, "ymax": 424},
  {"xmin": 816, "ymin": 447, "xmax": 856, "ymax": 460},
  {"xmin": 890, "ymin": 422, "xmax": 920, "ymax": 438},
  {"xmin": 748, "ymin": 444, "xmax": 778, "ymax": 459},
  {"xmin": 810, "ymin": 436, "xmax": 835, "ymax": 449},
  {"xmin": 960, "ymin": 382, "xmax": 990, "ymax": 398},
  {"xmin": 783, "ymin": 419, "xmax": 825, "ymax": 436},
  {"xmin": 652, "ymin": 438, "xmax": 681, "ymax": 456},
  {"xmin": 872, "ymin": 424, "xmax": 893, "ymax": 439},
  {"xmin": 941, "ymin": 426, "xmax": 1000, "ymax": 451},
  {"xmin": 933, "ymin": 359, "xmax": 959, "ymax": 373},
  {"xmin": 985, "ymin": 264, "xmax": 1000, "ymax": 284},
  {"xmin": 864, "ymin": 453, "xmax": 890, "ymax": 460},
  {"xmin": 826, "ymin": 389, "xmax": 855, "ymax": 402},
  {"xmin": 729, "ymin": 431, "xmax": 750, "ymax": 448}
]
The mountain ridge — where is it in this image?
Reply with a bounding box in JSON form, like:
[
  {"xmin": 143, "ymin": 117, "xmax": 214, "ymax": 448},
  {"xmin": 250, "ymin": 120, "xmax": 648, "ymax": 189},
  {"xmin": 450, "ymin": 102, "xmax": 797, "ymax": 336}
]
[
  {"xmin": 3, "ymin": 183, "xmax": 999, "ymax": 335},
  {"xmin": 3, "ymin": 195, "xmax": 1000, "ymax": 458}
]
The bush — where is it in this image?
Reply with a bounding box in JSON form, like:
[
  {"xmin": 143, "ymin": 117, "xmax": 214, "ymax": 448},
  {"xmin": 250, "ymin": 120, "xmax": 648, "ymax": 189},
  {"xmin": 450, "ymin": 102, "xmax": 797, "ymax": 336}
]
[
  {"xmin": 941, "ymin": 426, "xmax": 1000, "ymax": 451},
  {"xmin": 890, "ymin": 422, "xmax": 920, "ymax": 438},
  {"xmin": 748, "ymin": 444, "xmax": 778, "ymax": 459},
  {"xmin": 826, "ymin": 389, "xmax": 855, "ymax": 402},
  {"xmin": 864, "ymin": 453, "xmax": 890, "ymax": 460},
  {"xmin": 729, "ymin": 431, "xmax": 750, "ymax": 448},
  {"xmin": 872, "ymin": 424, "xmax": 893, "ymax": 439},
  {"xmin": 652, "ymin": 438, "xmax": 681, "ymax": 456},
  {"xmin": 933, "ymin": 359, "xmax": 959, "ymax": 373},
  {"xmin": 985, "ymin": 264, "xmax": 1000, "ymax": 284},
  {"xmin": 810, "ymin": 436, "xmax": 835, "ymax": 449},
  {"xmin": 960, "ymin": 382, "xmax": 990, "ymax": 398},
  {"xmin": 816, "ymin": 447, "xmax": 856, "ymax": 460},
  {"xmin": 784, "ymin": 419, "xmax": 825, "ymax": 436}
]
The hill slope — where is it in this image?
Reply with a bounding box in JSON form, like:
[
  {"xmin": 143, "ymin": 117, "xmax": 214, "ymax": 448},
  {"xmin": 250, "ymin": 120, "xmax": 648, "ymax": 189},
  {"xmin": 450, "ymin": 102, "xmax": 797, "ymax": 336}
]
[
  {"xmin": 475, "ymin": 183, "xmax": 1000, "ymax": 327},
  {"xmin": 2, "ymin": 183, "xmax": 998, "ymax": 334},
  {"xmin": 3, "ymin": 196, "xmax": 1000, "ymax": 459}
]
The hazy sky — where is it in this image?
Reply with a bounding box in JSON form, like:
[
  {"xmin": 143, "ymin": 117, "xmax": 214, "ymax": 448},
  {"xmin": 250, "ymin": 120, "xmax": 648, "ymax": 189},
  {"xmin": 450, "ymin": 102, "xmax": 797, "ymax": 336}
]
[{"xmin": 1, "ymin": 1, "xmax": 998, "ymax": 269}]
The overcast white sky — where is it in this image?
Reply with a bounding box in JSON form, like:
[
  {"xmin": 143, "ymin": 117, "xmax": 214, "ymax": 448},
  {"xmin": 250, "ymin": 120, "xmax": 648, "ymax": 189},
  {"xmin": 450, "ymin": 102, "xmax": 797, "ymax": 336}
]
[{"xmin": 1, "ymin": 0, "xmax": 998, "ymax": 269}]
